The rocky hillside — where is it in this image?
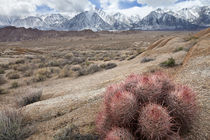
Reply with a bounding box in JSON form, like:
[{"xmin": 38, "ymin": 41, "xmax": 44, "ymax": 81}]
[{"xmin": 0, "ymin": 26, "xmax": 97, "ymax": 42}]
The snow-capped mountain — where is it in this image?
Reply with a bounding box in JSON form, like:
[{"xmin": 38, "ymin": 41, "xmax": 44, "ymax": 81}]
[
  {"xmin": 134, "ymin": 8, "xmax": 199, "ymax": 30},
  {"xmin": 44, "ymin": 14, "xmax": 67, "ymax": 25},
  {"xmin": 197, "ymin": 6, "xmax": 210, "ymax": 26},
  {"xmin": 0, "ymin": 16, "xmax": 18, "ymax": 26},
  {"xmin": 61, "ymin": 11, "xmax": 112, "ymax": 31},
  {"xmin": 43, "ymin": 14, "xmax": 68, "ymax": 29},
  {"xmin": 96, "ymin": 9, "xmax": 141, "ymax": 30},
  {"xmin": 175, "ymin": 7, "xmax": 200, "ymax": 23},
  {"xmin": 12, "ymin": 16, "xmax": 47, "ymax": 29},
  {"xmin": 172, "ymin": 6, "xmax": 210, "ymax": 26},
  {"xmin": 0, "ymin": 6, "xmax": 209, "ymax": 31}
]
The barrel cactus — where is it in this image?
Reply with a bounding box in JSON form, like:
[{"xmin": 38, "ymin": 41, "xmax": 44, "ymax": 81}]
[
  {"xmin": 96, "ymin": 72, "xmax": 198, "ymax": 140},
  {"xmin": 138, "ymin": 103, "xmax": 173, "ymax": 140}
]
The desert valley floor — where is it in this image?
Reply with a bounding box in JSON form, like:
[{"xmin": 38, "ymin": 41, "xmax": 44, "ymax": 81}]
[{"xmin": 0, "ymin": 29, "xmax": 209, "ymax": 140}]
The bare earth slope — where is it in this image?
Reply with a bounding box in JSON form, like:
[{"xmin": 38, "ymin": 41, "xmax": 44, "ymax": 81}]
[{"xmin": 175, "ymin": 31, "xmax": 210, "ymax": 140}]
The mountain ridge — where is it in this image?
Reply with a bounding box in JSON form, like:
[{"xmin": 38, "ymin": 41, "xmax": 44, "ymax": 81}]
[{"xmin": 0, "ymin": 6, "xmax": 209, "ymax": 31}]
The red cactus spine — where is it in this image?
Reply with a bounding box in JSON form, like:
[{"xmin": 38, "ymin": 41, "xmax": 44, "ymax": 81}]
[
  {"xmin": 95, "ymin": 111, "xmax": 112, "ymax": 138},
  {"xmin": 109, "ymin": 91, "xmax": 138, "ymax": 127},
  {"xmin": 168, "ymin": 85, "xmax": 198, "ymax": 135},
  {"xmin": 104, "ymin": 84, "xmax": 124, "ymax": 111},
  {"xmin": 138, "ymin": 103, "xmax": 173, "ymax": 140}
]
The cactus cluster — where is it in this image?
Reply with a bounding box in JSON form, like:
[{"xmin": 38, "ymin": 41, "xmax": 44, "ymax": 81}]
[{"xmin": 96, "ymin": 72, "xmax": 198, "ymax": 140}]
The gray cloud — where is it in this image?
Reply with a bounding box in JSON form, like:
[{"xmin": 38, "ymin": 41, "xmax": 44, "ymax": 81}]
[
  {"xmin": 0, "ymin": 0, "xmax": 209, "ymax": 16},
  {"xmin": 42, "ymin": 0, "xmax": 94, "ymax": 13},
  {"xmin": 137, "ymin": 0, "xmax": 209, "ymax": 7},
  {"xmin": 0, "ymin": 0, "xmax": 94, "ymax": 16},
  {"xmin": 137, "ymin": 0, "xmax": 177, "ymax": 7}
]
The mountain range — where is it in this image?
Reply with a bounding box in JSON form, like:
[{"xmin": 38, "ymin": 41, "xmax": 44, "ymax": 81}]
[{"xmin": 0, "ymin": 6, "xmax": 210, "ymax": 31}]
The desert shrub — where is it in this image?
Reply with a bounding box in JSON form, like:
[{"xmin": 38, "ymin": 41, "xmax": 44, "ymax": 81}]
[
  {"xmin": 0, "ymin": 75, "xmax": 6, "ymax": 85},
  {"xmin": 84, "ymin": 61, "xmax": 93, "ymax": 66},
  {"xmin": 10, "ymin": 82, "xmax": 19, "ymax": 89},
  {"xmin": 119, "ymin": 56, "xmax": 127, "ymax": 61},
  {"xmin": 14, "ymin": 64, "xmax": 29, "ymax": 72},
  {"xmin": 160, "ymin": 58, "xmax": 176, "ymax": 67},
  {"xmin": 57, "ymin": 58, "xmax": 70, "ymax": 66},
  {"xmin": 49, "ymin": 67, "xmax": 61, "ymax": 74},
  {"xmin": 48, "ymin": 60, "xmax": 60, "ymax": 67},
  {"xmin": 16, "ymin": 89, "xmax": 42, "ymax": 107},
  {"xmin": 88, "ymin": 57, "xmax": 97, "ymax": 61},
  {"xmin": 114, "ymin": 57, "xmax": 121, "ymax": 60},
  {"xmin": 96, "ymin": 72, "xmax": 198, "ymax": 139},
  {"xmin": 0, "ymin": 68, "xmax": 5, "ymax": 74},
  {"xmin": 32, "ymin": 74, "xmax": 46, "ymax": 82},
  {"xmin": 59, "ymin": 65, "xmax": 71, "ymax": 78},
  {"xmin": 70, "ymin": 64, "xmax": 102, "ymax": 77},
  {"xmin": 15, "ymin": 59, "xmax": 25, "ymax": 64},
  {"xmin": 0, "ymin": 64, "xmax": 9, "ymax": 70},
  {"xmin": 53, "ymin": 125, "xmax": 99, "ymax": 140},
  {"xmin": 32, "ymin": 58, "xmax": 42, "ymax": 64},
  {"xmin": 103, "ymin": 57, "xmax": 111, "ymax": 62},
  {"xmin": 36, "ymin": 68, "xmax": 51, "ymax": 77},
  {"xmin": 65, "ymin": 53, "xmax": 74, "ymax": 59},
  {"xmin": 100, "ymin": 63, "xmax": 117, "ymax": 70},
  {"xmin": 141, "ymin": 58, "xmax": 154, "ymax": 63},
  {"xmin": 0, "ymin": 108, "xmax": 33, "ymax": 140},
  {"xmin": 71, "ymin": 57, "xmax": 85, "ymax": 65},
  {"xmin": 37, "ymin": 63, "xmax": 47, "ymax": 68},
  {"xmin": 86, "ymin": 64, "xmax": 101, "ymax": 74},
  {"xmin": 73, "ymin": 68, "xmax": 88, "ymax": 77},
  {"xmin": 33, "ymin": 68, "xmax": 51, "ymax": 82},
  {"xmin": 71, "ymin": 65, "xmax": 82, "ymax": 72},
  {"xmin": 23, "ymin": 70, "xmax": 33, "ymax": 77},
  {"xmin": 0, "ymin": 88, "xmax": 6, "ymax": 94},
  {"xmin": 173, "ymin": 47, "xmax": 183, "ymax": 53},
  {"xmin": 136, "ymin": 48, "xmax": 145, "ymax": 55},
  {"xmin": 6, "ymin": 71, "xmax": 20, "ymax": 79},
  {"xmin": 127, "ymin": 53, "xmax": 139, "ymax": 61}
]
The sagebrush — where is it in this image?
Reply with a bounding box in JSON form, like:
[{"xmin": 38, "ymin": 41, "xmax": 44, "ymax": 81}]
[{"xmin": 0, "ymin": 108, "xmax": 34, "ymax": 140}]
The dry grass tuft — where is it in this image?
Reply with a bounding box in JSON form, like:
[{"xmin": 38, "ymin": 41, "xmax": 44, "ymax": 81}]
[
  {"xmin": 33, "ymin": 68, "xmax": 51, "ymax": 82},
  {"xmin": 0, "ymin": 68, "xmax": 5, "ymax": 74},
  {"xmin": 58, "ymin": 65, "xmax": 70, "ymax": 78},
  {"xmin": 0, "ymin": 108, "xmax": 34, "ymax": 140},
  {"xmin": 10, "ymin": 81, "xmax": 19, "ymax": 89},
  {"xmin": 100, "ymin": 63, "xmax": 117, "ymax": 70},
  {"xmin": 0, "ymin": 88, "xmax": 6, "ymax": 94},
  {"xmin": 16, "ymin": 89, "xmax": 42, "ymax": 107},
  {"xmin": 6, "ymin": 71, "xmax": 20, "ymax": 79},
  {"xmin": 0, "ymin": 75, "xmax": 6, "ymax": 85}
]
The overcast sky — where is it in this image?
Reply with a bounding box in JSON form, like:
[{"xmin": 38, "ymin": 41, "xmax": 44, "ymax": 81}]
[{"xmin": 0, "ymin": 0, "xmax": 209, "ymax": 17}]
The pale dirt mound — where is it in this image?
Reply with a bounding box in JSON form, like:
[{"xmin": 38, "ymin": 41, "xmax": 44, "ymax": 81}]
[
  {"xmin": 194, "ymin": 28, "xmax": 210, "ymax": 38},
  {"xmin": 147, "ymin": 37, "xmax": 174, "ymax": 50}
]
